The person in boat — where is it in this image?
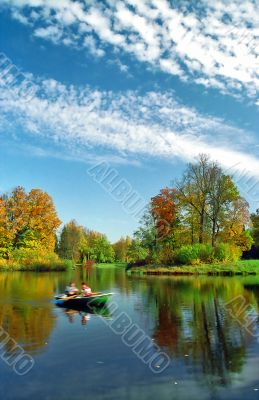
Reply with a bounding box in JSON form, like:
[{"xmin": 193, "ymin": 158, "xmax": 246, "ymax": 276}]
[
  {"xmin": 81, "ymin": 282, "xmax": 92, "ymax": 296},
  {"xmin": 65, "ymin": 282, "xmax": 79, "ymax": 296}
]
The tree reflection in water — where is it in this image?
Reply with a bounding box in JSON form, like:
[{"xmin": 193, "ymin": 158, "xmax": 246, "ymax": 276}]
[
  {"xmin": 0, "ymin": 272, "xmax": 58, "ymax": 355},
  {"xmin": 131, "ymin": 275, "xmax": 259, "ymax": 386}
]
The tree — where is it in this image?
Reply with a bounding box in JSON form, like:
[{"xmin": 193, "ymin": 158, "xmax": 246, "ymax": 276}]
[
  {"xmin": 219, "ymin": 198, "xmax": 252, "ymax": 250},
  {"xmin": 0, "ymin": 187, "xmax": 61, "ymax": 257},
  {"xmin": 113, "ymin": 236, "xmax": 132, "ymax": 262},
  {"xmin": 90, "ymin": 235, "xmax": 115, "ymax": 263},
  {"xmin": 177, "ymin": 154, "xmax": 213, "ymax": 244},
  {"xmin": 58, "ymin": 223, "xmax": 115, "ymax": 263},
  {"xmin": 133, "ymin": 154, "xmax": 252, "ymax": 262},
  {"xmin": 127, "ymin": 239, "xmax": 149, "ymax": 263},
  {"xmin": 251, "ymin": 209, "xmax": 259, "ymax": 246},
  {"xmin": 150, "ymin": 188, "xmax": 177, "ymax": 243},
  {"xmin": 58, "ymin": 220, "xmax": 84, "ymax": 262},
  {"xmin": 26, "ymin": 189, "xmax": 61, "ymax": 251},
  {"xmin": 176, "ymin": 154, "xmax": 247, "ymax": 247},
  {"xmin": 207, "ymin": 169, "xmax": 239, "ymax": 246}
]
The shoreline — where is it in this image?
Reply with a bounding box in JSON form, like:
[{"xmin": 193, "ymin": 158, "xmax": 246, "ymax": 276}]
[
  {"xmin": 127, "ymin": 260, "xmax": 259, "ymax": 276},
  {"xmin": 0, "ymin": 260, "xmax": 72, "ymax": 272}
]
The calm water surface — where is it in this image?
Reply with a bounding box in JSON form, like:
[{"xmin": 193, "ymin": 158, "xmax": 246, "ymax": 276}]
[{"xmin": 0, "ymin": 267, "xmax": 259, "ymax": 400}]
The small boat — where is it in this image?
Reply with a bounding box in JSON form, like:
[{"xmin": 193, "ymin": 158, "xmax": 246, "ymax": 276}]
[{"xmin": 54, "ymin": 292, "xmax": 113, "ymax": 308}]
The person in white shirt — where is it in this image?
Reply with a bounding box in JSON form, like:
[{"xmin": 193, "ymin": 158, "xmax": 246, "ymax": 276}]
[
  {"xmin": 81, "ymin": 282, "xmax": 92, "ymax": 296},
  {"xmin": 65, "ymin": 282, "xmax": 79, "ymax": 296}
]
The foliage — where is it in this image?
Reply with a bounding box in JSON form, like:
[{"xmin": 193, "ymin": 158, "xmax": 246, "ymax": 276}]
[
  {"xmin": 57, "ymin": 220, "xmax": 115, "ymax": 263},
  {"xmin": 0, "ymin": 248, "xmax": 72, "ymax": 271},
  {"xmin": 150, "ymin": 188, "xmax": 177, "ymax": 242},
  {"xmin": 0, "ymin": 186, "xmax": 65, "ymax": 269},
  {"xmin": 129, "ymin": 259, "xmax": 259, "ymax": 276},
  {"xmin": 251, "ymin": 209, "xmax": 259, "ymax": 246},
  {"xmin": 174, "ymin": 244, "xmax": 208, "ymax": 265},
  {"xmin": 127, "ymin": 239, "xmax": 149, "ymax": 263},
  {"xmin": 89, "ymin": 235, "xmax": 115, "ymax": 263},
  {"xmin": 214, "ymin": 243, "xmax": 242, "ymax": 262},
  {"xmin": 130, "ymin": 154, "xmax": 252, "ymax": 265},
  {"xmin": 112, "ymin": 236, "xmax": 132, "ymax": 262},
  {"xmin": 0, "ymin": 186, "xmax": 61, "ymax": 258},
  {"xmin": 58, "ymin": 220, "xmax": 84, "ymax": 261}
]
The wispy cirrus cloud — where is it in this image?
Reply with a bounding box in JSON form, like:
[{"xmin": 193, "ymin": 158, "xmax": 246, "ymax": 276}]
[
  {"xmin": 2, "ymin": 0, "xmax": 259, "ymax": 103},
  {"xmin": 0, "ymin": 73, "xmax": 258, "ymax": 176}
]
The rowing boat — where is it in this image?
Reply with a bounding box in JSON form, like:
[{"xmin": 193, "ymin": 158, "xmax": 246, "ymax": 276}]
[{"xmin": 54, "ymin": 292, "xmax": 113, "ymax": 308}]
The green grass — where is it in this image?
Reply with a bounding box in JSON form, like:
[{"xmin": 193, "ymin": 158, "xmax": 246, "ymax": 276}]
[
  {"xmin": 128, "ymin": 260, "xmax": 259, "ymax": 276},
  {"xmin": 94, "ymin": 262, "xmax": 127, "ymax": 269}
]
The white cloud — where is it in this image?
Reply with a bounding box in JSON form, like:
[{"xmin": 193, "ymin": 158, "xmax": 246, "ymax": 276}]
[
  {"xmin": 83, "ymin": 35, "xmax": 105, "ymax": 57},
  {"xmin": 0, "ymin": 74, "xmax": 258, "ymax": 178},
  {"xmin": 2, "ymin": 0, "xmax": 258, "ymax": 103},
  {"xmin": 34, "ymin": 25, "xmax": 63, "ymax": 43}
]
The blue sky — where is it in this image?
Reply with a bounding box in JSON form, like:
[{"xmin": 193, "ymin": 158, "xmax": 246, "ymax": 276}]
[{"xmin": 0, "ymin": 0, "xmax": 258, "ymax": 241}]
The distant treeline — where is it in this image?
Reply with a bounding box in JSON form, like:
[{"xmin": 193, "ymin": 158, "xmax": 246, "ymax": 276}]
[{"xmin": 56, "ymin": 220, "xmax": 131, "ymax": 264}]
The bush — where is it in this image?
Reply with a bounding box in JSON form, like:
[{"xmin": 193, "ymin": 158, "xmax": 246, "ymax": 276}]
[
  {"xmin": 0, "ymin": 248, "xmax": 72, "ymax": 271},
  {"xmin": 174, "ymin": 243, "xmax": 240, "ymax": 265},
  {"xmin": 11, "ymin": 248, "xmax": 60, "ymax": 264},
  {"xmin": 174, "ymin": 245, "xmax": 200, "ymax": 265},
  {"xmin": 214, "ymin": 243, "xmax": 241, "ymax": 262},
  {"xmin": 198, "ymin": 244, "xmax": 214, "ymax": 262}
]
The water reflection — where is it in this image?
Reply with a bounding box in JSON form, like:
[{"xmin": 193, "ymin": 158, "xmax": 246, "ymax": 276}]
[
  {"xmin": 130, "ymin": 275, "xmax": 259, "ymax": 386},
  {"xmin": 0, "ymin": 267, "xmax": 259, "ymax": 398},
  {"xmin": 0, "ymin": 272, "xmax": 59, "ymax": 355},
  {"xmin": 63, "ymin": 308, "xmax": 91, "ymax": 325}
]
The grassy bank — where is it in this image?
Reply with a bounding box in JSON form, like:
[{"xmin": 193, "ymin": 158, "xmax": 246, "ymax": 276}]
[
  {"xmin": 94, "ymin": 262, "xmax": 127, "ymax": 269},
  {"xmin": 0, "ymin": 259, "xmax": 73, "ymax": 272},
  {"xmin": 128, "ymin": 260, "xmax": 259, "ymax": 276}
]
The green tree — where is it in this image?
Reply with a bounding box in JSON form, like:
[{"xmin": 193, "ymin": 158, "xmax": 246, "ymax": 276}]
[
  {"xmin": 113, "ymin": 236, "xmax": 132, "ymax": 262},
  {"xmin": 58, "ymin": 220, "xmax": 84, "ymax": 262},
  {"xmin": 127, "ymin": 239, "xmax": 149, "ymax": 263},
  {"xmin": 90, "ymin": 235, "xmax": 115, "ymax": 263},
  {"xmin": 251, "ymin": 209, "xmax": 259, "ymax": 246}
]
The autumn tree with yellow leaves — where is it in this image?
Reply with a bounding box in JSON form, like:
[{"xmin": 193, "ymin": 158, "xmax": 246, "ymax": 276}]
[{"xmin": 0, "ymin": 186, "xmax": 61, "ymax": 259}]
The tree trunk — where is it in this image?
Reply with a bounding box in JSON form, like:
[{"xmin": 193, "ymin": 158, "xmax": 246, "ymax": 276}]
[
  {"xmin": 199, "ymin": 211, "xmax": 204, "ymax": 243},
  {"xmin": 212, "ymin": 219, "xmax": 216, "ymax": 247}
]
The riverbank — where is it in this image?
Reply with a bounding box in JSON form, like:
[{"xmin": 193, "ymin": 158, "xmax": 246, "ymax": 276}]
[
  {"xmin": 0, "ymin": 259, "xmax": 73, "ymax": 272},
  {"xmin": 94, "ymin": 262, "xmax": 127, "ymax": 269},
  {"xmin": 128, "ymin": 260, "xmax": 259, "ymax": 276}
]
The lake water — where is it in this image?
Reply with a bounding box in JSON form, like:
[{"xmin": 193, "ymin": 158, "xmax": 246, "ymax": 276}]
[{"xmin": 0, "ymin": 266, "xmax": 259, "ymax": 400}]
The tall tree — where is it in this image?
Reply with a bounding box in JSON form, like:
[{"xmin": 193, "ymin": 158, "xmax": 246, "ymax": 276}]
[
  {"xmin": 177, "ymin": 154, "xmax": 213, "ymax": 244},
  {"xmin": 219, "ymin": 197, "xmax": 252, "ymax": 250},
  {"xmin": 150, "ymin": 188, "xmax": 177, "ymax": 243},
  {"xmin": 0, "ymin": 187, "xmax": 61, "ymax": 257},
  {"xmin": 207, "ymin": 167, "xmax": 239, "ymax": 246},
  {"xmin": 58, "ymin": 220, "xmax": 84, "ymax": 262}
]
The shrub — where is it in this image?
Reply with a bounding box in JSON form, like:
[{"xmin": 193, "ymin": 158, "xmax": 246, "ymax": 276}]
[
  {"xmin": 174, "ymin": 243, "xmax": 240, "ymax": 265},
  {"xmin": 174, "ymin": 245, "xmax": 200, "ymax": 265},
  {"xmin": 0, "ymin": 248, "xmax": 73, "ymax": 271},
  {"xmin": 175, "ymin": 244, "xmax": 214, "ymax": 265},
  {"xmin": 198, "ymin": 244, "xmax": 214, "ymax": 262},
  {"xmin": 214, "ymin": 243, "xmax": 241, "ymax": 262}
]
